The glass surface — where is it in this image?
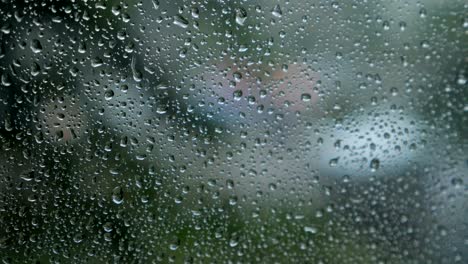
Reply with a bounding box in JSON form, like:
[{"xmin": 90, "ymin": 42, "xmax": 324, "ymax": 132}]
[{"xmin": 0, "ymin": 0, "xmax": 466, "ymax": 263}]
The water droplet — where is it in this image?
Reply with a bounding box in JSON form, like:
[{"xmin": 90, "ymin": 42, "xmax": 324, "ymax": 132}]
[
  {"xmin": 30, "ymin": 39, "xmax": 43, "ymax": 53},
  {"xmin": 419, "ymin": 8, "xmax": 427, "ymax": 18},
  {"xmin": 91, "ymin": 57, "xmax": 103, "ymax": 68},
  {"xmin": 169, "ymin": 241, "xmax": 180, "ymax": 250},
  {"xmin": 226, "ymin": 179, "xmax": 234, "ymax": 189},
  {"xmin": 73, "ymin": 233, "xmax": 84, "ymax": 243},
  {"xmin": 304, "ymin": 226, "xmax": 317, "ymax": 234},
  {"xmin": 399, "ymin": 21, "xmax": 406, "ymax": 31},
  {"xmin": 21, "ymin": 172, "xmax": 34, "ymax": 181},
  {"xmin": 336, "ymin": 52, "xmax": 343, "ymax": 59},
  {"xmin": 30, "ymin": 62, "xmax": 41, "ymax": 76},
  {"xmin": 457, "ymin": 74, "xmax": 466, "ymax": 85},
  {"xmin": 420, "ymin": 40, "xmax": 430, "ymax": 49},
  {"xmin": 120, "ymin": 84, "xmax": 129, "ymax": 93},
  {"xmin": 229, "ymin": 196, "xmax": 238, "ymax": 205},
  {"xmin": 233, "ymin": 71, "xmax": 242, "ymax": 82},
  {"xmin": 151, "ymin": 0, "xmax": 159, "ymax": 10},
  {"xmin": 112, "ymin": 186, "xmax": 124, "ymax": 205},
  {"xmin": 103, "ymin": 222, "xmax": 113, "ymax": 232},
  {"xmin": 78, "ymin": 42, "xmax": 86, "ymax": 53},
  {"xmin": 104, "ymin": 90, "xmax": 114, "ymax": 100},
  {"xmin": 451, "ymin": 177, "xmax": 463, "ymax": 188},
  {"xmin": 191, "ymin": 7, "xmax": 200, "ymax": 19},
  {"xmin": 235, "ymin": 7, "xmax": 247, "ymax": 26},
  {"xmin": 233, "ymin": 90, "xmax": 243, "ymax": 100},
  {"xmin": 370, "ymin": 158, "xmax": 380, "ymax": 172},
  {"xmin": 272, "ymin": 5, "xmax": 282, "ymax": 18},
  {"xmin": 301, "ymin": 93, "xmax": 312, "ymax": 102},
  {"xmin": 329, "ymin": 158, "xmax": 339, "ymax": 167},
  {"xmin": 156, "ymin": 106, "xmax": 168, "ymax": 114},
  {"xmin": 173, "ymin": 15, "xmax": 189, "ymax": 29},
  {"xmin": 383, "ymin": 21, "xmax": 390, "ymax": 30},
  {"xmin": 1, "ymin": 73, "xmax": 12, "ymax": 86},
  {"xmin": 229, "ymin": 237, "xmax": 239, "ymax": 247}
]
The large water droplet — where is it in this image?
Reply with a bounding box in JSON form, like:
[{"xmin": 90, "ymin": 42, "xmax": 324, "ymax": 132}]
[
  {"xmin": 151, "ymin": 0, "xmax": 159, "ymax": 10},
  {"xmin": 112, "ymin": 186, "xmax": 124, "ymax": 205},
  {"xmin": 235, "ymin": 7, "xmax": 247, "ymax": 26},
  {"xmin": 173, "ymin": 15, "xmax": 189, "ymax": 28},
  {"xmin": 370, "ymin": 158, "xmax": 380, "ymax": 172},
  {"xmin": 104, "ymin": 90, "xmax": 114, "ymax": 100},
  {"xmin": 272, "ymin": 5, "xmax": 282, "ymax": 18},
  {"xmin": 30, "ymin": 39, "xmax": 43, "ymax": 53}
]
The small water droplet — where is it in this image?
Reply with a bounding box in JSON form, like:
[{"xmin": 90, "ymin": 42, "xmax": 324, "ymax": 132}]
[
  {"xmin": 73, "ymin": 233, "xmax": 84, "ymax": 243},
  {"xmin": 451, "ymin": 177, "xmax": 463, "ymax": 188},
  {"xmin": 304, "ymin": 226, "xmax": 318, "ymax": 234},
  {"xmin": 419, "ymin": 8, "xmax": 427, "ymax": 18},
  {"xmin": 329, "ymin": 158, "xmax": 339, "ymax": 167},
  {"xmin": 78, "ymin": 42, "xmax": 86, "ymax": 53},
  {"xmin": 399, "ymin": 21, "xmax": 406, "ymax": 31},
  {"xmin": 229, "ymin": 237, "xmax": 239, "ymax": 247},
  {"xmin": 457, "ymin": 74, "xmax": 466, "ymax": 85}
]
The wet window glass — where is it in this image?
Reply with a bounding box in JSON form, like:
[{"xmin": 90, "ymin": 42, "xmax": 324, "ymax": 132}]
[{"xmin": 0, "ymin": 0, "xmax": 466, "ymax": 263}]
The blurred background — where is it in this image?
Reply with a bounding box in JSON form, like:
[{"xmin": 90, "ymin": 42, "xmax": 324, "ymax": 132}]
[{"xmin": 0, "ymin": 0, "xmax": 466, "ymax": 263}]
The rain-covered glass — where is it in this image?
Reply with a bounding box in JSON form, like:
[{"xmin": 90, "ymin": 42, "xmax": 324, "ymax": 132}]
[{"xmin": 0, "ymin": 0, "xmax": 466, "ymax": 263}]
